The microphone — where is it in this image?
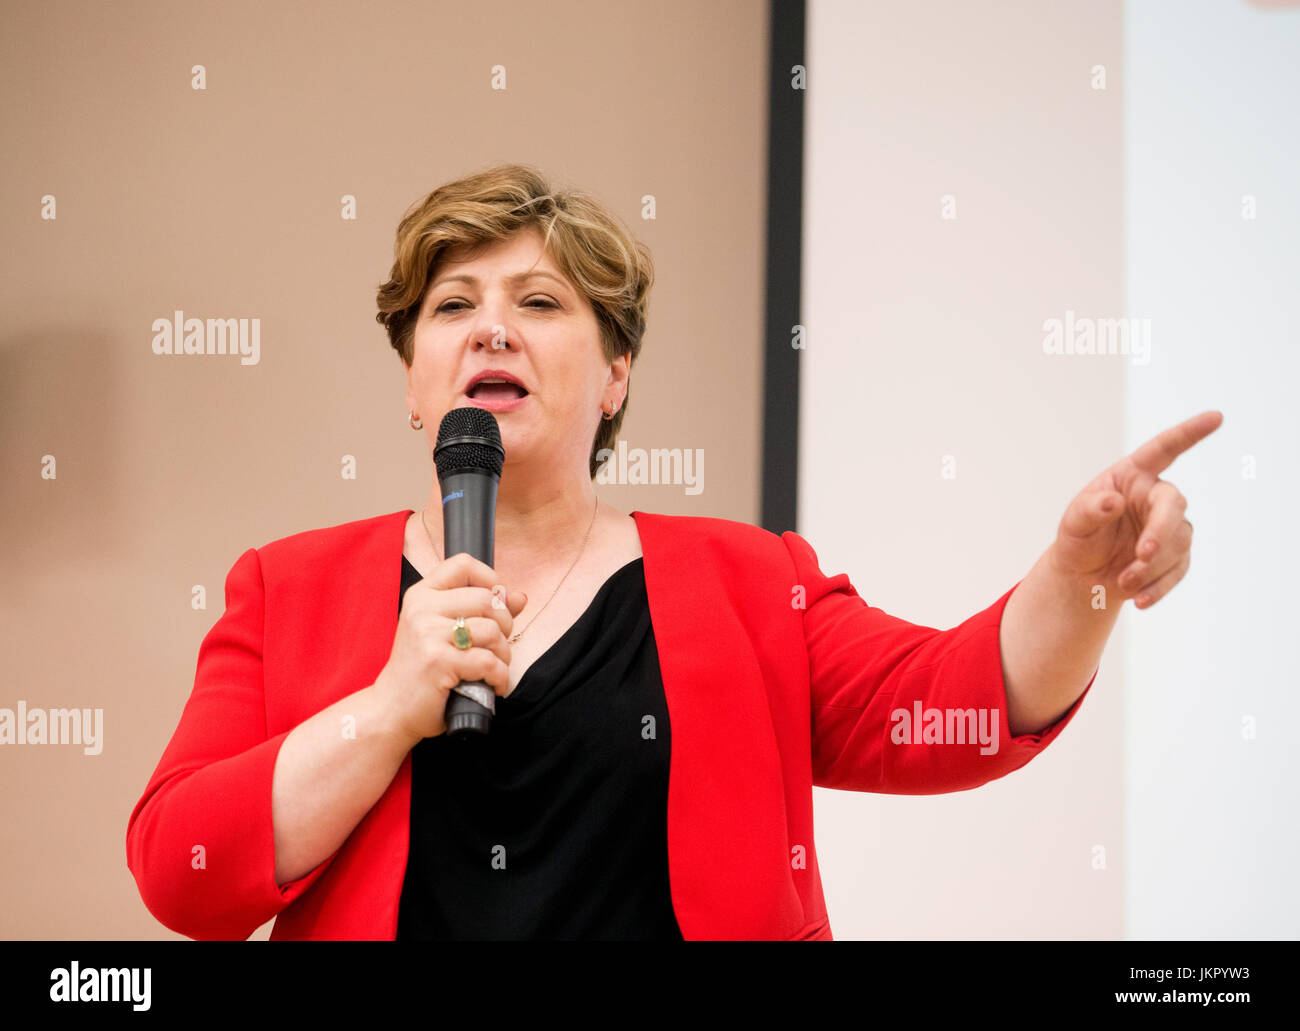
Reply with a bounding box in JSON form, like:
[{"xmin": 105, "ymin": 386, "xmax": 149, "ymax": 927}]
[{"xmin": 433, "ymin": 407, "xmax": 506, "ymax": 737}]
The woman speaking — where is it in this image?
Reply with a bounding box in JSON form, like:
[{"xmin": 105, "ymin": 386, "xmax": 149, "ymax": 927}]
[{"xmin": 125, "ymin": 163, "xmax": 1219, "ymax": 941}]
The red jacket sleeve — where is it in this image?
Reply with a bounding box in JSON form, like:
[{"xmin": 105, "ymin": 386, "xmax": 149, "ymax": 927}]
[
  {"xmin": 782, "ymin": 531, "xmax": 1091, "ymax": 794},
  {"xmin": 125, "ymin": 547, "xmax": 338, "ymax": 939}
]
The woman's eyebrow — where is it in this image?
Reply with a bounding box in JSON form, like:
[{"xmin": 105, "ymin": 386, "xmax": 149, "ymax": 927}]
[{"xmin": 430, "ymin": 270, "xmax": 568, "ymax": 289}]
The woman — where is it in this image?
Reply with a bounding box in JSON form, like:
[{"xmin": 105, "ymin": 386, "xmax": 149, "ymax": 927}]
[{"xmin": 125, "ymin": 163, "xmax": 1219, "ymax": 941}]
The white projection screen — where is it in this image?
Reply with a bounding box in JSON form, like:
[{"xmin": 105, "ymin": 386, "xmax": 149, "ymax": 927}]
[{"xmin": 800, "ymin": 0, "xmax": 1298, "ymax": 939}]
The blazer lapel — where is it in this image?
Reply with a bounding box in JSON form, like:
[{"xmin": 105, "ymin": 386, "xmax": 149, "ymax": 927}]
[
  {"xmin": 632, "ymin": 510, "xmax": 805, "ymax": 939},
  {"xmin": 342, "ymin": 510, "xmax": 416, "ymax": 939}
]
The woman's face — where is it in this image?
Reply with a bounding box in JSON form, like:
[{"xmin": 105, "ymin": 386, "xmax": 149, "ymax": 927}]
[{"xmin": 405, "ymin": 226, "xmax": 628, "ymax": 476}]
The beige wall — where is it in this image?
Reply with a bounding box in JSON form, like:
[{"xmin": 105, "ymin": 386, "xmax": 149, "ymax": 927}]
[{"xmin": 0, "ymin": 0, "xmax": 769, "ymax": 939}]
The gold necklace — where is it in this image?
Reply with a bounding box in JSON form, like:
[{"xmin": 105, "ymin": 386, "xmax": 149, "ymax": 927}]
[{"xmin": 420, "ymin": 495, "xmax": 600, "ymax": 644}]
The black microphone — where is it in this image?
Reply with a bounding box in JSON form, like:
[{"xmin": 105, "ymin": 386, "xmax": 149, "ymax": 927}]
[{"xmin": 433, "ymin": 407, "xmax": 506, "ymax": 736}]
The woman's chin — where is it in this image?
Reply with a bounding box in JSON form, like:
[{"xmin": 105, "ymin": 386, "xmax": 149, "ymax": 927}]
[{"xmin": 495, "ymin": 428, "xmax": 534, "ymax": 464}]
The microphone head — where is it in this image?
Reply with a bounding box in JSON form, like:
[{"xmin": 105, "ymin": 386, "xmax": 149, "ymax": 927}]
[{"xmin": 434, "ymin": 407, "xmax": 505, "ymax": 479}]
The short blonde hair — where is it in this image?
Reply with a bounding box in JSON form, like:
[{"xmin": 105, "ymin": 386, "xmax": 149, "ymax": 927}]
[{"xmin": 375, "ymin": 163, "xmax": 654, "ymax": 478}]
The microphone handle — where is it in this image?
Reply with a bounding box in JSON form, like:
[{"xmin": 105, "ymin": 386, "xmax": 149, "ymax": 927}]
[{"xmin": 439, "ymin": 469, "xmax": 499, "ymax": 736}]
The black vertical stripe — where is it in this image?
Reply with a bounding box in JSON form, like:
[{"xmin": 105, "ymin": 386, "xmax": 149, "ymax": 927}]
[{"xmin": 761, "ymin": 0, "xmax": 805, "ymax": 535}]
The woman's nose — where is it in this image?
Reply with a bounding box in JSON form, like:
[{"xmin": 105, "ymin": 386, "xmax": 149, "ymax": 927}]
[{"xmin": 469, "ymin": 319, "xmax": 514, "ymax": 352}]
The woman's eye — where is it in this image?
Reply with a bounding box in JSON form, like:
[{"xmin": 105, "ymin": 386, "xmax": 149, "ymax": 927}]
[{"xmin": 435, "ymin": 298, "xmax": 555, "ymax": 313}]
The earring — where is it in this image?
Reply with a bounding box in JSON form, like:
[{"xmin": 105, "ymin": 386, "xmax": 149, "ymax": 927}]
[
  {"xmin": 601, "ymin": 405, "xmax": 614, "ymax": 421},
  {"xmin": 409, "ymin": 411, "xmax": 423, "ymax": 430}
]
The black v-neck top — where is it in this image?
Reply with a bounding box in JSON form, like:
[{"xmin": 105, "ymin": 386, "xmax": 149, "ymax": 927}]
[{"xmin": 395, "ymin": 553, "xmax": 683, "ymax": 940}]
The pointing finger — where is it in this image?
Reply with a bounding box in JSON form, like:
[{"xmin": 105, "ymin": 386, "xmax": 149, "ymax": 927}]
[{"xmin": 1127, "ymin": 410, "xmax": 1223, "ymax": 477}]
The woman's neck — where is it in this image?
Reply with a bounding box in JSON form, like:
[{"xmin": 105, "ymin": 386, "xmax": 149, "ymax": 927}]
[{"xmin": 421, "ymin": 472, "xmax": 601, "ymax": 586}]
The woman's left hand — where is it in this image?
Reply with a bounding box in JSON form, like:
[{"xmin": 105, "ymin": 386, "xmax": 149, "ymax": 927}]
[{"xmin": 1046, "ymin": 410, "xmax": 1223, "ymax": 609}]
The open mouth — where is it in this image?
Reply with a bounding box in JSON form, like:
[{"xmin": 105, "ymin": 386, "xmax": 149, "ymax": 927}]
[{"xmin": 467, "ymin": 381, "xmax": 528, "ymax": 401}]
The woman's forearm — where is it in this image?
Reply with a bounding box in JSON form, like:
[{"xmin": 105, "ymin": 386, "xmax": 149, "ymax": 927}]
[
  {"xmin": 271, "ymin": 682, "xmax": 416, "ymax": 886},
  {"xmin": 997, "ymin": 550, "xmax": 1121, "ymax": 737}
]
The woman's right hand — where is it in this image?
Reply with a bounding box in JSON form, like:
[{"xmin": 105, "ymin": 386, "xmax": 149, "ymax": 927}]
[{"xmin": 371, "ymin": 552, "xmax": 528, "ymax": 746}]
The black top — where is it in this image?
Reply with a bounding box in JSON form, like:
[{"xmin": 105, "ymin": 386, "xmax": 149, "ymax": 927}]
[{"xmin": 395, "ymin": 553, "xmax": 683, "ymax": 940}]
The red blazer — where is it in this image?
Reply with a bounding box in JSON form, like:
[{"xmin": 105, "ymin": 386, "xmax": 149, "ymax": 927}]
[{"xmin": 126, "ymin": 508, "xmax": 1091, "ymax": 940}]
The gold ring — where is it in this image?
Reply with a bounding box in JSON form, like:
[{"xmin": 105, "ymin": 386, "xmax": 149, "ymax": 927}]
[{"xmin": 451, "ymin": 616, "xmax": 471, "ymax": 650}]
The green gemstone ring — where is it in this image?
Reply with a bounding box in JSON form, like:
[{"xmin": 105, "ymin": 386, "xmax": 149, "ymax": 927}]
[{"xmin": 452, "ymin": 617, "xmax": 471, "ymax": 650}]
